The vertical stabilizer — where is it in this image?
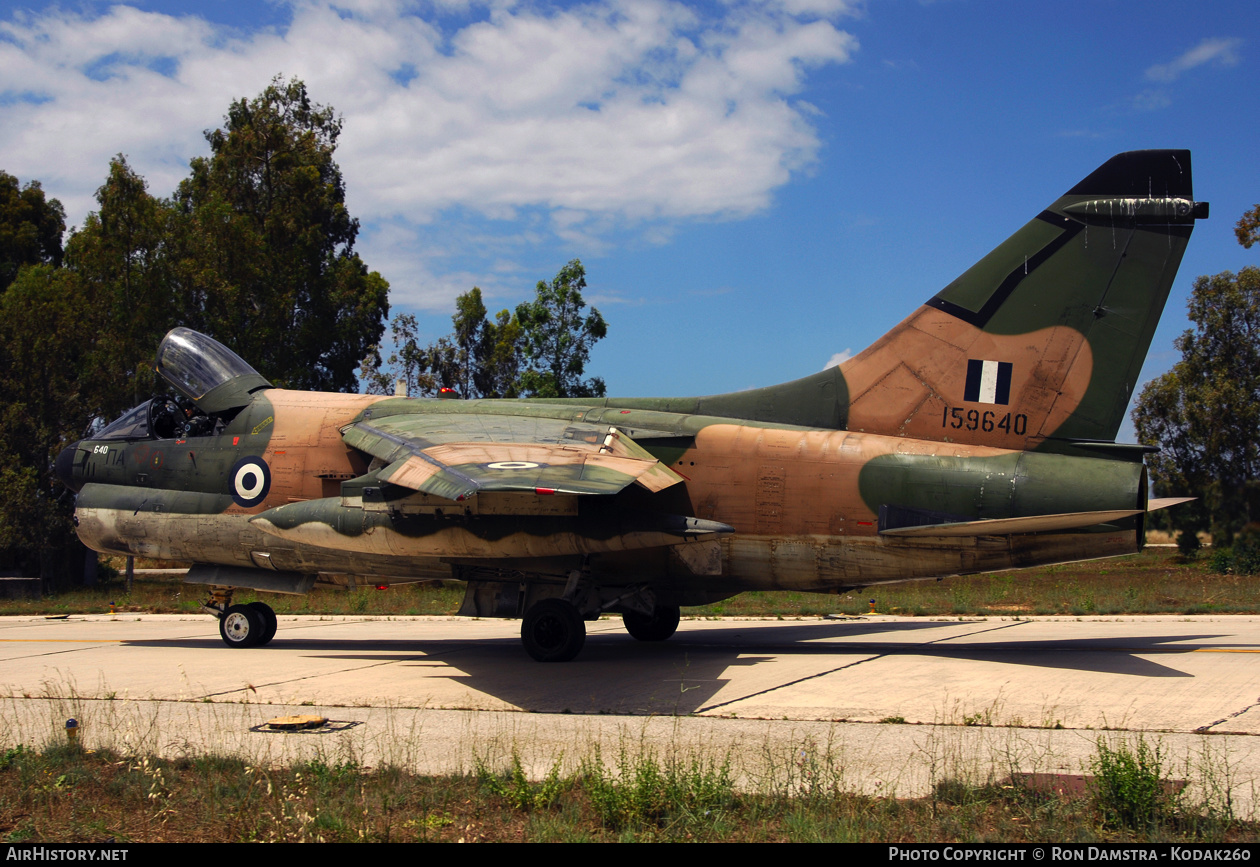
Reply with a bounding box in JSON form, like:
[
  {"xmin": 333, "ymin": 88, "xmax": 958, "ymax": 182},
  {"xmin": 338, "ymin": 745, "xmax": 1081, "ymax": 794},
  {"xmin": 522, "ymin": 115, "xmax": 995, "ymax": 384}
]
[{"xmin": 839, "ymin": 149, "xmax": 1207, "ymax": 449}]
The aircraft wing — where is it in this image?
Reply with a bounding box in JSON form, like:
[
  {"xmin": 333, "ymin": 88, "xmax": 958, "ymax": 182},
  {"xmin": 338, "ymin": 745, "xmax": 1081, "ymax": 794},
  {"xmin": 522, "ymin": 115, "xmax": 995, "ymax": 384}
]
[{"xmin": 341, "ymin": 413, "xmax": 685, "ymax": 501}]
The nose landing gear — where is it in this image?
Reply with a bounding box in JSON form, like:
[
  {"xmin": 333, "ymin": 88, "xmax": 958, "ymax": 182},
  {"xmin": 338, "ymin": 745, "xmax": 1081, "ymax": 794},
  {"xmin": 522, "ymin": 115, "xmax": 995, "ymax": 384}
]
[{"xmin": 205, "ymin": 588, "xmax": 277, "ymax": 648}]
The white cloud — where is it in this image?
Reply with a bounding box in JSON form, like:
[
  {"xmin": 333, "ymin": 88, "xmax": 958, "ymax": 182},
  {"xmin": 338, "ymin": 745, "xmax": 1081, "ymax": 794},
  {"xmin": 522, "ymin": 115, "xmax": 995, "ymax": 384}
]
[
  {"xmin": 1144, "ymin": 37, "xmax": 1242, "ymax": 83},
  {"xmin": 0, "ymin": 0, "xmax": 856, "ymax": 306},
  {"xmin": 1132, "ymin": 88, "xmax": 1172, "ymax": 113},
  {"xmin": 823, "ymin": 348, "xmax": 851, "ymax": 369}
]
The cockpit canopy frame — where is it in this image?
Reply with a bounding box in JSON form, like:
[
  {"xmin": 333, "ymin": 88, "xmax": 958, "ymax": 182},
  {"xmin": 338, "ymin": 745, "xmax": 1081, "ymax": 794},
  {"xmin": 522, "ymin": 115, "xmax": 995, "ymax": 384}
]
[{"xmin": 155, "ymin": 327, "xmax": 272, "ymax": 414}]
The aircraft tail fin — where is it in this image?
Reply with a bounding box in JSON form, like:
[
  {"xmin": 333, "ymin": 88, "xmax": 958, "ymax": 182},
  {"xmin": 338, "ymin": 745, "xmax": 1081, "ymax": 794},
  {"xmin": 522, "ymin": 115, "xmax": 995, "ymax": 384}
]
[
  {"xmin": 602, "ymin": 152, "xmax": 1207, "ymax": 447},
  {"xmin": 839, "ymin": 149, "xmax": 1208, "ymax": 450}
]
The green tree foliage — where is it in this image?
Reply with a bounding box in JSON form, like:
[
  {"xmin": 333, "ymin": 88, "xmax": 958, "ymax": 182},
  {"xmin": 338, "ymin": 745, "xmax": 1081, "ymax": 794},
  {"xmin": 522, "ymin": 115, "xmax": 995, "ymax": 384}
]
[
  {"xmin": 362, "ymin": 262, "xmax": 606, "ymax": 401},
  {"xmin": 175, "ymin": 76, "xmax": 388, "ymax": 391},
  {"xmin": 0, "ymin": 173, "xmax": 75, "ymax": 578},
  {"xmin": 0, "ymin": 266, "xmax": 95, "ymax": 579},
  {"xmin": 1236, "ymin": 204, "xmax": 1260, "ymax": 249},
  {"xmin": 449, "ymin": 288, "xmax": 489, "ymax": 397},
  {"xmin": 65, "ymin": 157, "xmax": 177, "ymax": 414},
  {"xmin": 1209, "ymin": 524, "xmax": 1260, "ymax": 575},
  {"xmin": 362, "ymin": 288, "xmax": 526, "ymax": 399},
  {"xmin": 0, "ymin": 171, "xmax": 65, "ymax": 292},
  {"xmin": 443, "ymin": 287, "xmax": 525, "ymax": 399},
  {"xmin": 515, "ymin": 259, "xmax": 607, "ymax": 398},
  {"xmin": 361, "ymin": 313, "xmax": 437, "ymax": 397},
  {"xmin": 1133, "ymin": 265, "xmax": 1260, "ymax": 548},
  {"xmin": 0, "ymin": 78, "xmax": 390, "ymax": 580},
  {"xmin": 480, "ymin": 307, "xmax": 525, "ymax": 399}
]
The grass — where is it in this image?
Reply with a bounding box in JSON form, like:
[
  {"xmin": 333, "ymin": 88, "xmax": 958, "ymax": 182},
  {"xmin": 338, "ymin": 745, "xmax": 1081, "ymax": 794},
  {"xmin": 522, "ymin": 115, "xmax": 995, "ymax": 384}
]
[
  {"xmin": 0, "ymin": 737, "xmax": 1252, "ymax": 843},
  {"xmin": 2, "ymin": 562, "xmax": 467, "ymax": 618},
  {"xmin": 5, "ymin": 546, "xmax": 1253, "ymax": 843},
  {"xmin": 1091, "ymin": 736, "xmax": 1176, "ymax": 833},
  {"xmin": 4, "ymin": 547, "xmax": 1250, "ymax": 619},
  {"xmin": 686, "ymin": 548, "xmax": 1260, "ymax": 618}
]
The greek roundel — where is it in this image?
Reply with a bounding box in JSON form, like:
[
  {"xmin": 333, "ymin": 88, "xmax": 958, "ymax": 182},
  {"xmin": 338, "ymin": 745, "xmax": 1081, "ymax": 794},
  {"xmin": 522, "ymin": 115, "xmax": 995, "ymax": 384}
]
[{"xmin": 230, "ymin": 456, "xmax": 271, "ymax": 507}]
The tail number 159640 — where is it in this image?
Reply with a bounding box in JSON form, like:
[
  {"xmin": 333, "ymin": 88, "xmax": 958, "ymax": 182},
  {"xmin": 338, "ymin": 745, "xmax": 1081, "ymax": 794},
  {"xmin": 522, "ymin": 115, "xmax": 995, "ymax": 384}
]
[{"xmin": 941, "ymin": 406, "xmax": 1027, "ymax": 435}]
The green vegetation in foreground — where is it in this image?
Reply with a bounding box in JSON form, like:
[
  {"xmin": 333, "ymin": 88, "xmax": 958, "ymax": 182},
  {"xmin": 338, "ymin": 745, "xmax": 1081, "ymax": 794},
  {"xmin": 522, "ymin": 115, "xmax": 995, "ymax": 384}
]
[
  {"xmin": 2, "ymin": 548, "xmax": 1256, "ymax": 619},
  {"xmin": 689, "ymin": 547, "xmax": 1260, "ymax": 618},
  {"xmin": 0, "ymin": 735, "xmax": 1252, "ymax": 843}
]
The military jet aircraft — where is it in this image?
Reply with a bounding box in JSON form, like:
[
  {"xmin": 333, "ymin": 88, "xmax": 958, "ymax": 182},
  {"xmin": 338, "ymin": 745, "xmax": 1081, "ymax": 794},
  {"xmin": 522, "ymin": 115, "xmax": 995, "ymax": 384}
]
[{"xmin": 56, "ymin": 150, "xmax": 1207, "ymax": 661}]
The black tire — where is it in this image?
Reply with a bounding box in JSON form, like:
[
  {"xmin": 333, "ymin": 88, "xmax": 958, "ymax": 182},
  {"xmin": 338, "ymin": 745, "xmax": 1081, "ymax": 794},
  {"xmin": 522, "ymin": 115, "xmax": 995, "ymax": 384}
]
[
  {"xmin": 219, "ymin": 604, "xmax": 265, "ymax": 648},
  {"xmin": 521, "ymin": 599, "xmax": 586, "ymax": 662},
  {"xmin": 622, "ymin": 605, "xmax": 681, "ymax": 642},
  {"xmin": 248, "ymin": 601, "xmax": 278, "ymax": 645}
]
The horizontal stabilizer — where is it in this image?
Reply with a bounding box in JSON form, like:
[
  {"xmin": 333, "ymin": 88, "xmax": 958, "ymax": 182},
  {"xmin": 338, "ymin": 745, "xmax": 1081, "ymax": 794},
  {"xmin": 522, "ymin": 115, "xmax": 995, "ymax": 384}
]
[
  {"xmin": 1046, "ymin": 440, "xmax": 1159, "ymax": 461},
  {"xmin": 1147, "ymin": 497, "xmax": 1195, "ymax": 512},
  {"xmin": 879, "ymin": 508, "xmax": 1144, "ymax": 538}
]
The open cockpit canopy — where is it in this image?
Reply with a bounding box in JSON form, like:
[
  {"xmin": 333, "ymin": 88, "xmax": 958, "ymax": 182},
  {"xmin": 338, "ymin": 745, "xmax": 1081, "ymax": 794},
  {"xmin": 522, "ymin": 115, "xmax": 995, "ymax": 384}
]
[{"xmin": 155, "ymin": 327, "xmax": 272, "ymax": 414}]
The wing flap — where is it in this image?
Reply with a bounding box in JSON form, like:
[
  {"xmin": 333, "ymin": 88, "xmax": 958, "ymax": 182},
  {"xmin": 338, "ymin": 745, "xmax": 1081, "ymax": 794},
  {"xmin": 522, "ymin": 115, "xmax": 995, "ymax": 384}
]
[
  {"xmin": 602, "ymin": 429, "xmax": 686, "ymax": 492},
  {"xmin": 377, "ymin": 454, "xmax": 480, "ymax": 501}
]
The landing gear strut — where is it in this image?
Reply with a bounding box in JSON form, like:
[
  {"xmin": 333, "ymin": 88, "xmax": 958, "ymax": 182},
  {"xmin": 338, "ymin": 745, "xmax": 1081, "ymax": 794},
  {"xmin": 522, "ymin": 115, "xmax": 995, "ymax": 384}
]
[
  {"xmin": 521, "ymin": 598, "xmax": 585, "ymax": 662},
  {"xmin": 206, "ymin": 588, "xmax": 276, "ymax": 648}
]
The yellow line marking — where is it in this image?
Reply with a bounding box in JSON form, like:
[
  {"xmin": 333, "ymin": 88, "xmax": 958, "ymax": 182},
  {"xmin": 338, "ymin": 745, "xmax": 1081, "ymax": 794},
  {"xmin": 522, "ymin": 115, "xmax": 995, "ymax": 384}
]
[
  {"xmin": 1193, "ymin": 648, "xmax": 1260, "ymax": 653},
  {"xmin": 0, "ymin": 639, "xmax": 125, "ymax": 643},
  {"xmin": 1091, "ymin": 647, "xmax": 1260, "ymax": 654}
]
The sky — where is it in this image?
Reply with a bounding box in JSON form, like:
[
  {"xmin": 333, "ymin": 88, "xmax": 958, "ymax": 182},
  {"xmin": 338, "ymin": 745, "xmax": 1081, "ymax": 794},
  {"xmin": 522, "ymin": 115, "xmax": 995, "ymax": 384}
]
[{"xmin": 1, "ymin": 0, "xmax": 1257, "ymax": 441}]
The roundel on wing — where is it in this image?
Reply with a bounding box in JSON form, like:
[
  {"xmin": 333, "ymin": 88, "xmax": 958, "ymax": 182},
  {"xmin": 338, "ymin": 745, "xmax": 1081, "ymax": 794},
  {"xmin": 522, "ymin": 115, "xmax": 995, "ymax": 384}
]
[{"xmin": 230, "ymin": 456, "xmax": 271, "ymax": 507}]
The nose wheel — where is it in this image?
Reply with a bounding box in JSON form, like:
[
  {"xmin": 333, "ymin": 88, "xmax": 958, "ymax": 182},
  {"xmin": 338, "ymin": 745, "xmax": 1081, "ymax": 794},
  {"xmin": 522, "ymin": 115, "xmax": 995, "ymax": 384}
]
[
  {"xmin": 217, "ymin": 601, "xmax": 277, "ymax": 648},
  {"xmin": 248, "ymin": 602, "xmax": 278, "ymax": 644}
]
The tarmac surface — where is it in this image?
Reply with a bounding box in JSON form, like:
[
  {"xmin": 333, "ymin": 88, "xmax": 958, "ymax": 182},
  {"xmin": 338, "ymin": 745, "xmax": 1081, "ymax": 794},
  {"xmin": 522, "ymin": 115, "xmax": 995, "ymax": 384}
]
[{"xmin": 2, "ymin": 613, "xmax": 1258, "ymax": 811}]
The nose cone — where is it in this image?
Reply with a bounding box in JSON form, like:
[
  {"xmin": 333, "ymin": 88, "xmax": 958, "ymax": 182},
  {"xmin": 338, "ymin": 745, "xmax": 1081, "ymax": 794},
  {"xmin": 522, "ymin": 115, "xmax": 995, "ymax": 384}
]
[{"xmin": 55, "ymin": 441, "xmax": 83, "ymax": 492}]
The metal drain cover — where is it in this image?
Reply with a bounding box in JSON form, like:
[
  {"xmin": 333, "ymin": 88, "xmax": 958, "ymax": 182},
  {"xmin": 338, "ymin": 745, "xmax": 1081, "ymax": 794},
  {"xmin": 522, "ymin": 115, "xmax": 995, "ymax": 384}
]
[{"xmin": 264, "ymin": 714, "xmax": 328, "ymax": 730}]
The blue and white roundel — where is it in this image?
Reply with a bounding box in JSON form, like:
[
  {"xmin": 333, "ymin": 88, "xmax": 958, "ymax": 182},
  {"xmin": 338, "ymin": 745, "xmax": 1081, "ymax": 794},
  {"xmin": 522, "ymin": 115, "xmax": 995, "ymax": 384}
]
[{"xmin": 230, "ymin": 456, "xmax": 271, "ymax": 507}]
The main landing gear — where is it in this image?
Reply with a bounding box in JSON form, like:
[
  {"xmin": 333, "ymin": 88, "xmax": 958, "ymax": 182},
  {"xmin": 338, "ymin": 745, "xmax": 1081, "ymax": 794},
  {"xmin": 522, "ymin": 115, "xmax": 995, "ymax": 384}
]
[
  {"xmin": 622, "ymin": 605, "xmax": 680, "ymax": 642},
  {"xmin": 206, "ymin": 589, "xmax": 277, "ymax": 648},
  {"xmin": 518, "ymin": 596, "xmax": 681, "ymax": 662},
  {"xmin": 521, "ymin": 598, "xmax": 586, "ymax": 663}
]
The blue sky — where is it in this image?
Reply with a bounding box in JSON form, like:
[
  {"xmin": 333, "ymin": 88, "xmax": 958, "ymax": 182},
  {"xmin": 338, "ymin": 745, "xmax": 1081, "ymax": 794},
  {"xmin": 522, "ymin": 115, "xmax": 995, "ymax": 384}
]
[{"xmin": 2, "ymin": 0, "xmax": 1256, "ymax": 440}]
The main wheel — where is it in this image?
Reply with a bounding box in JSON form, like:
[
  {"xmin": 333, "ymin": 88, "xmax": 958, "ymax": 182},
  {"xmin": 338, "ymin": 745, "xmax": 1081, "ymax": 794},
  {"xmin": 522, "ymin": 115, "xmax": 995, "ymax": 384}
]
[
  {"xmin": 248, "ymin": 601, "xmax": 278, "ymax": 645},
  {"xmin": 521, "ymin": 599, "xmax": 586, "ymax": 662},
  {"xmin": 622, "ymin": 605, "xmax": 681, "ymax": 641},
  {"xmin": 219, "ymin": 604, "xmax": 265, "ymax": 648}
]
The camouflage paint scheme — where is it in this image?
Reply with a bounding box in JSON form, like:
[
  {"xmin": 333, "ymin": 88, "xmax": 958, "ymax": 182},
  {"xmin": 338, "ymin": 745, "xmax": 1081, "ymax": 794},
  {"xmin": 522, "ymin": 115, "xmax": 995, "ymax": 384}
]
[{"xmin": 58, "ymin": 150, "xmax": 1208, "ymax": 660}]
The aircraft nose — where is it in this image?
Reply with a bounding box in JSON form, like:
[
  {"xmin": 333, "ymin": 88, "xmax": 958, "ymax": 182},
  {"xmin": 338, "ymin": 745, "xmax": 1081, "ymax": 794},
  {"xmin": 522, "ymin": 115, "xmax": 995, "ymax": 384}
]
[{"xmin": 55, "ymin": 441, "xmax": 83, "ymax": 492}]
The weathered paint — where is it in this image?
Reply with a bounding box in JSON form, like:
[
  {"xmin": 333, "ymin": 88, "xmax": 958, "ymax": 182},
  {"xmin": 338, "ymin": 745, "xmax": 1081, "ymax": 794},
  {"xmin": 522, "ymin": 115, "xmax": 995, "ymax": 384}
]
[{"xmin": 58, "ymin": 150, "xmax": 1206, "ymax": 624}]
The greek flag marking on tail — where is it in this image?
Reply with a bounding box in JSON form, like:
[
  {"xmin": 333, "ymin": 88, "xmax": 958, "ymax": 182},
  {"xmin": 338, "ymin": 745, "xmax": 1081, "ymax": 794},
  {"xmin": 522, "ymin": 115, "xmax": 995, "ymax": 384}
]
[{"xmin": 964, "ymin": 359, "xmax": 1012, "ymax": 405}]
